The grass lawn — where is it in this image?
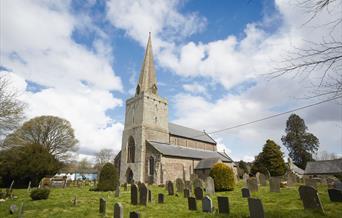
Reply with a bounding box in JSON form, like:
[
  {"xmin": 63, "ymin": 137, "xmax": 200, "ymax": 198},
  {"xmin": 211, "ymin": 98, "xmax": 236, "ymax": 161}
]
[{"xmin": 0, "ymin": 182, "xmax": 341, "ymax": 217}]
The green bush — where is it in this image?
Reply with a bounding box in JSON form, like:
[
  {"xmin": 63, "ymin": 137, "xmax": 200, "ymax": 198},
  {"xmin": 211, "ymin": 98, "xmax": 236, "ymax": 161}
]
[
  {"xmin": 30, "ymin": 188, "xmax": 50, "ymax": 200},
  {"xmin": 97, "ymin": 163, "xmax": 118, "ymax": 191},
  {"xmin": 209, "ymin": 163, "xmax": 235, "ymax": 191}
]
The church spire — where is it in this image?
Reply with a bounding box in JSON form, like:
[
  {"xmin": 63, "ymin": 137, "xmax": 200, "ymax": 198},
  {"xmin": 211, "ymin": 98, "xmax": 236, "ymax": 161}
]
[{"xmin": 136, "ymin": 32, "xmax": 158, "ymax": 96}]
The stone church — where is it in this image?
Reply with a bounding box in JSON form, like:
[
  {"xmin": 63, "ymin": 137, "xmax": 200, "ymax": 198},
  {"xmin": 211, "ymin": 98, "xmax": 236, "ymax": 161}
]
[{"xmin": 114, "ymin": 34, "xmax": 234, "ymax": 184}]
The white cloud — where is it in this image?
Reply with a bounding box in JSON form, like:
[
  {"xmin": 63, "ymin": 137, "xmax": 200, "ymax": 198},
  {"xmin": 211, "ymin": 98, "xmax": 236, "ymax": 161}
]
[{"xmin": 182, "ymin": 82, "xmax": 208, "ymax": 96}]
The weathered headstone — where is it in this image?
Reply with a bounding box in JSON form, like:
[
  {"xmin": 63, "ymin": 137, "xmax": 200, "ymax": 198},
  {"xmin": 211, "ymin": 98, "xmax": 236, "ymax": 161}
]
[
  {"xmin": 176, "ymin": 178, "xmax": 184, "ymax": 193},
  {"xmin": 167, "ymin": 181, "xmax": 174, "ymax": 195},
  {"xmin": 148, "ymin": 189, "xmax": 152, "ymax": 202},
  {"xmin": 139, "ymin": 183, "xmax": 148, "ymax": 206},
  {"xmin": 129, "ymin": 211, "xmax": 140, "ymax": 218},
  {"xmin": 202, "ymin": 195, "xmax": 213, "ymax": 213},
  {"xmin": 248, "ymin": 198, "xmax": 265, "ymax": 218},
  {"xmin": 259, "ymin": 174, "xmax": 267, "ymax": 186},
  {"xmin": 269, "ymin": 177, "xmax": 281, "ymax": 193},
  {"xmin": 115, "ymin": 185, "xmax": 120, "ymax": 197},
  {"xmin": 114, "ymin": 202, "xmax": 123, "ymax": 218},
  {"xmin": 247, "ymin": 177, "xmax": 258, "ymax": 192},
  {"xmin": 184, "ymin": 188, "xmax": 190, "ymax": 198},
  {"xmin": 205, "ymin": 176, "xmax": 215, "ymax": 196},
  {"xmin": 188, "ymin": 197, "xmax": 197, "ymax": 210},
  {"xmin": 131, "ymin": 184, "xmax": 138, "ymax": 205},
  {"xmin": 243, "ymin": 173, "xmax": 249, "ymax": 186},
  {"xmin": 217, "ymin": 196, "xmax": 229, "ymax": 214},
  {"xmin": 99, "ymin": 198, "xmax": 106, "ymax": 215},
  {"xmin": 158, "ymin": 193, "xmax": 164, "ymax": 203},
  {"xmin": 287, "ymin": 172, "xmax": 296, "ymax": 187},
  {"xmin": 194, "ymin": 187, "xmax": 204, "ymax": 200},
  {"xmin": 241, "ymin": 188, "xmax": 251, "ymax": 198},
  {"xmin": 328, "ymin": 189, "xmax": 342, "ymax": 202},
  {"xmin": 192, "ymin": 178, "xmax": 203, "ymax": 189},
  {"xmin": 256, "ymin": 172, "xmax": 260, "ymax": 184},
  {"xmin": 9, "ymin": 204, "xmax": 17, "ymax": 214},
  {"xmin": 298, "ymin": 185, "xmax": 324, "ymax": 213}
]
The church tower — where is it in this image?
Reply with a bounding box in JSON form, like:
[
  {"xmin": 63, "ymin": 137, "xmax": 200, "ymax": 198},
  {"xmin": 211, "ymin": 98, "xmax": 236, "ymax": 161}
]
[{"xmin": 119, "ymin": 33, "xmax": 169, "ymax": 184}]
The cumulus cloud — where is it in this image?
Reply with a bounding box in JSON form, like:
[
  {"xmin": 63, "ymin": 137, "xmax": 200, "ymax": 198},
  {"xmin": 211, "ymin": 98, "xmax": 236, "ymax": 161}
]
[{"xmin": 182, "ymin": 82, "xmax": 208, "ymax": 96}]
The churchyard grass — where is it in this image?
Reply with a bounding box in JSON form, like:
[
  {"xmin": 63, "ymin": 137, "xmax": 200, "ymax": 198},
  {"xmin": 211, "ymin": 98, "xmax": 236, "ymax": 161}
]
[{"xmin": 1, "ymin": 181, "xmax": 341, "ymax": 217}]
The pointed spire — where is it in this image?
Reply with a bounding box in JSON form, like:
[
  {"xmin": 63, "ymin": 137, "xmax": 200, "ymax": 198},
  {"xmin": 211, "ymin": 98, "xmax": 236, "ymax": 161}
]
[{"xmin": 136, "ymin": 32, "xmax": 158, "ymax": 95}]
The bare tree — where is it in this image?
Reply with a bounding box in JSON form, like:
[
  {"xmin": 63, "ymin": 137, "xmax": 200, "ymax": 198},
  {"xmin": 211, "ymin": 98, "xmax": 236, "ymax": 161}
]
[
  {"xmin": 78, "ymin": 158, "xmax": 93, "ymax": 175},
  {"xmin": 94, "ymin": 148, "xmax": 115, "ymax": 171},
  {"xmin": 0, "ymin": 75, "xmax": 25, "ymax": 140},
  {"xmin": 314, "ymin": 150, "xmax": 339, "ymax": 160},
  {"xmin": 272, "ymin": 0, "xmax": 342, "ymax": 99}
]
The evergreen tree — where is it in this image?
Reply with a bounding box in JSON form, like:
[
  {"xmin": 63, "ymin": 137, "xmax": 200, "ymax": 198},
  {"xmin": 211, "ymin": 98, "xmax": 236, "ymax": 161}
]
[
  {"xmin": 281, "ymin": 114, "xmax": 319, "ymax": 169},
  {"xmin": 97, "ymin": 163, "xmax": 119, "ymax": 191},
  {"xmin": 251, "ymin": 139, "xmax": 287, "ymax": 177}
]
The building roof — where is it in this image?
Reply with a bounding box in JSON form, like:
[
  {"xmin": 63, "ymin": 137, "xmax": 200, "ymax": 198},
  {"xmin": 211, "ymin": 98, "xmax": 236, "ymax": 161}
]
[
  {"xmin": 148, "ymin": 141, "xmax": 232, "ymax": 162},
  {"xmin": 168, "ymin": 123, "xmax": 216, "ymax": 144},
  {"xmin": 195, "ymin": 157, "xmax": 221, "ymax": 170},
  {"xmin": 304, "ymin": 159, "xmax": 342, "ymax": 175}
]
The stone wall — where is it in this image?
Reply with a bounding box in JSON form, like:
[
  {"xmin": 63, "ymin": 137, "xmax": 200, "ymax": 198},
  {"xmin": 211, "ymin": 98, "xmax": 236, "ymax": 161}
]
[{"xmin": 169, "ymin": 135, "xmax": 216, "ymax": 151}]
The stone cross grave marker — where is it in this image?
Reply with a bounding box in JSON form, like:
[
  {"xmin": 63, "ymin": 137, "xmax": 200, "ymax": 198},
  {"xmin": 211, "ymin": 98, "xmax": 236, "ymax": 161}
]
[
  {"xmin": 139, "ymin": 183, "xmax": 148, "ymax": 206},
  {"xmin": 217, "ymin": 196, "xmax": 229, "ymax": 214},
  {"xmin": 188, "ymin": 197, "xmax": 197, "ymax": 211},
  {"xmin": 298, "ymin": 185, "xmax": 324, "ymax": 214},
  {"xmin": 202, "ymin": 195, "xmax": 213, "ymax": 213},
  {"xmin": 247, "ymin": 177, "xmax": 258, "ymax": 192},
  {"xmin": 114, "ymin": 202, "xmax": 123, "ymax": 218},
  {"xmin": 176, "ymin": 178, "xmax": 184, "ymax": 193},
  {"xmin": 184, "ymin": 188, "xmax": 190, "ymax": 198},
  {"xmin": 259, "ymin": 174, "xmax": 267, "ymax": 186},
  {"xmin": 115, "ymin": 185, "xmax": 120, "ymax": 197},
  {"xmin": 167, "ymin": 181, "xmax": 174, "ymax": 195},
  {"xmin": 131, "ymin": 184, "xmax": 138, "ymax": 205},
  {"xmin": 269, "ymin": 177, "xmax": 281, "ymax": 193},
  {"xmin": 328, "ymin": 189, "xmax": 342, "ymax": 202},
  {"xmin": 205, "ymin": 176, "xmax": 215, "ymax": 196},
  {"xmin": 99, "ymin": 198, "xmax": 106, "ymax": 215},
  {"xmin": 194, "ymin": 187, "xmax": 204, "ymax": 200},
  {"xmin": 241, "ymin": 188, "xmax": 250, "ymax": 198},
  {"xmin": 158, "ymin": 193, "xmax": 164, "ymax": 203},
  {"xmin": 129, "ymin": 211, "xmax": 140, "ymax": 218},
  {"xmin": 248, "ymin": 198, "xmax": 265, "ymax": 218}
]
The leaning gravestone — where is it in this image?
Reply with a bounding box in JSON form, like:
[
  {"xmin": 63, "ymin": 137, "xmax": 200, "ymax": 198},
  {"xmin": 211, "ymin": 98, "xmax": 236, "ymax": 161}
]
[
  {"xmin": 192, "ymin": 178, "xmax": 203, "ymax": 189},
  {"xmin": 205, "ymin": 177, "xmax": 215, "ymax": 196},
  {"xmin": 99, "ymin": 198, "xmax": 106, "ymax": 215},
  {"xmin": 176, "ymin": 178, "xmax": 184, "ymax": 193},
  {"xmin": 248, "ymin": 198, "xmax": 265, "ymax": 218},
  {"xmin": 115, "ymin": 185, "xmax": 120, "ymax": 197},
  {"xmin": 158, "ymin": 193, "xmax": 164, "ymax": 203},
  {"xmin": 129, "ymin": 211, "xmax": 140, "ymax": 218},
  {"xmin": 131, "ymin": 184, "xmax": 138, "ymax": 205},
  {"xmin": 139, "ymin": 183, "xmax": 148, "ymax": 206},
  {"xmin": 298, "ymin": 185, "xmax": 324, "ymax": 214},
  {"xmin": 167, "ymin": 181, "xmax": 174, "ymax": 195},
  {"xmin": 328, "ymin": 189, "xmax": 342, "ymax": 202},
  {"xmin": 184, "ymin": 188, "xmax": 190, "ymax": 198},
  {"xmin": 259, "ymin": 174, "xmax": 267, "ymax": 186},
  {"xmin": 217, "ymin": 196, "xmax": 229, "ymax": 214},
  {"xmin": 188, "ymin": 197, "xmax": 197, "ymax": 211},
  {"xmin": 202, "ymin": 196, "xmax": 213, "ymax": 213},
  {"xmin": 247, "ymin": 177, "xmax": 258, "ymax": 192},
  {"xmin": 114, "ymin": 203, "xmax": 123, "ymax": 218},
  {"xmin": 241, "ymin": 188, "xmax": 251, "ymax": 198},
  {"xmin": 269, "ymin": 177, "xmax": 281, "ymax": 193},
  {"xmin": 194, "ymin": 187, "xmax": 204, "ymax": 200}
]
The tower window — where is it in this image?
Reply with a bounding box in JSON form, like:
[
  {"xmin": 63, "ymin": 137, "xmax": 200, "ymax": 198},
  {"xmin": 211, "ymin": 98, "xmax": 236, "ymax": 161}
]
[
  {"xmin": 152, "ymin": 84, "xmax": 157, "ymax": 94},
  {"xmin": 127, "ymin": 136, "xmax": 135, "ymax": 163}
]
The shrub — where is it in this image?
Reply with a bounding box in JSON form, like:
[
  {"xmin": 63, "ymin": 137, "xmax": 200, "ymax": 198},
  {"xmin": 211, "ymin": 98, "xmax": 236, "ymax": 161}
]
[
  {"xmin": 97, "ymin": 163, "xmax": 119, "ymax": 191},
  {"xmin": 209, "ymin": 163, "xmax": 235, "ymax": 191},
  {"xmin": 30, "ymin": 188, "xmax": 50, "ymax": 200}
]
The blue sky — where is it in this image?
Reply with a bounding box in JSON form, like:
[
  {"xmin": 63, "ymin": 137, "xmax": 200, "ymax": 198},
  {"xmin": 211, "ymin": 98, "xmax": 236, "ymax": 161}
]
[{"xmin": 1, "ymin": 0, "xmax": 341, "ymax": 162}]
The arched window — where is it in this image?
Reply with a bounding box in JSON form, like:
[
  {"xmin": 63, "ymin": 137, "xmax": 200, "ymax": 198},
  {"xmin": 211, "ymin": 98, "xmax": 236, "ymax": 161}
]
[
  {"xmin": 127, "ymin": 136, "xmax": 135, "ymax": 163},
  {"xmin": 152, "ymin": 84, "xmax": 157, "ymax": 94},
  {"xmin": 136, "ymin": 85, "xmax": 140, "ymax": 95},
  {"xmin": 149, "ymin": 156, "xmax": 154, "ymax": 176}
]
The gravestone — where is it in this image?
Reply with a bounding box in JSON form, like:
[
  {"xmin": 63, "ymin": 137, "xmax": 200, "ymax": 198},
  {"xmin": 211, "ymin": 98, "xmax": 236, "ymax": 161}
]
[
  {"xmin": 18, "ymin": 202, "xmax": 24, "ymax": 218},
  {"xmin": 328, "ymin": 189, "xmax": 342, "ymax": 202},
  {"xmin": 129, "ymin": 211, "xmax": 140, "ymax": 218},
  {"xmin": 202, "ymin": 196, "xmax": 213, "ymax": 213},
  {"xmin": 176, "ymin": 178, "xmax": 184, "ymax": 193},
  {"xmin": 131, "ymin": 184, "xmax": 138, "ymax": 205},
  {"xmin": 269, "ymin": 177, "xmax": 281, "ymax": 192},
  {"xmin": 256, "ymin": 172, "xmax": 260, "ymax": 184},
  {"xmin": 185, "ymin": 180, "xmax": 192, "ymax": 192},
  {"xmin": 194, "ymin": 187, "xmax": 204, "ymax": 200},
  {"xmin": 287, "ymin": 172, "xmax": 296, "ymax": 187},
  {"xmin": 241, "ymin": 188, "xmax": 251, "ymax": 198},
  {"xmin": 334, "ymin": 181, "xmax": 342, "ymax": 190},
  {"xmin": 247, "ymin": 177, "xmax": 258, "ymax": 192},
  {"xmin": 205, "ymin": 177, "xmax": 215, "ymax": 196},
  {"xmin": 72, "ymin": 195, "xmax": 77, "ymax": 206},
  {"xmin": 217, "ymin": 196, "xmax": 229, "ymax": 214},
  {"xmin": 158, "ymin": 193, "xmax": 164, "ymax": 203},
  {"xmin": 243, "ymin": 173, "xmax": 249, "ymax": 186},
  {"xmin": 188, "ymin": 197, "xmax": 197, "ymax": 210},
  {"xmin": 27, "ymin": 181, "xmax": 31, "ymax": 192},
  {"xmin": 115, "ymin": 185, "xmax": 120, "ymax": 197},
  {"xmin": 148, "ymin": 189, "xmax": 152, "ymax": 202},
  {"xmin": 9, "ymin": 204, "xmax": 17, "ymax": 214},
  {"xmin": 248, "ymin": 198, "xmax": 265, "ymax": 218},
  {"xmin": 114, "ymin": 203, "xmax": 123, "ymax": 218},
  {"xmin": 298, "ymin": 185, "xmax": 324, "ymax": 213},
  {"xmin": 123, "ymin": 183, "xmax": 128, "ymax": 191},
  {"xmin": 99, "ymin": 198, "xmax": 106, "ymax": 215},
  {"xmin": 305, "ymin": 178, "xmax": 318, "ymax": 189},
  {"xmin": 259, "ymin": 174, "xmax": 267, "ymax": 186},
  {"xmin": 139, "ymin": 183, "xmax": 148, "ymax": 206},
  {"xmin": 184, "ymin": 188, "xmax": 190, "ymax": 198},
  {"xmin": 167, "ymin": 181, "xmax": 174, "ymax": 195},
  {"xmin": 192, "ymin": 178, "xmax": 203, "ymax": 189}
]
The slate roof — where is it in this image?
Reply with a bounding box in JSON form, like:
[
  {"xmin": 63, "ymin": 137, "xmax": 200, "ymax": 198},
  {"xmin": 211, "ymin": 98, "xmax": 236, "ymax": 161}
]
[
  {"xmin": 304, "ymin": 159, "xmax": 342, "ymax": 175},
  {"xmin": 168, "ymin": 123, "xmax": 216, "ymax": 144},
  {"xmin": 195, "ymin": 157, "xmax": 221, "ymax": 169},
  {"xmin": 148, "ymin": 141, "xmax": 232, "ymax": 162}
]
